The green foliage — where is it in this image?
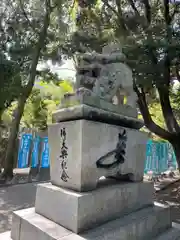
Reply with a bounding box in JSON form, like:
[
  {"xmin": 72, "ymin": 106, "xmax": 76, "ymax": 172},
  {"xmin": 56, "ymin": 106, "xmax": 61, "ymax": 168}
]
[
  {"xmin": 21, "ymin": 80, "xmax": 73, "ymax": 130},
  {"xmin": 2, "ymin": 78, "xmax": 74, "ymax": 130},
  {"xmin": 0, "ymin": 0, "xmax": 75, "ymax": 126},
  {"xmin": 69, "ymin": 0, "xmax": 180, "ymax": 143},
  {"xmin": 71, "ymin": 0, "xmax": 180, "ymax": 87},
  {"xmin": 2, "ymin": 102, "xmax": 17, "ymax": 126},
  {"xmin": 170, "ymin": 83, "xmax": 180, "ymax": 122},
  {"xmin": 22, "ymin": 89, "xmax": 48, "ymax": 130},
  {"xmin": 0, "ymin": 0, "xmax": 72, "ymax": 106}
]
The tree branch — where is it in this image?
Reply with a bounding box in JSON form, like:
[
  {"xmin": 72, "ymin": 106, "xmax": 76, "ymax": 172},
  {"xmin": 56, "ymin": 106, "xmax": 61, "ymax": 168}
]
[
  {"xmin": 133, "ymin": 79, "xmax": 173, "ymax": 140},
  {"xmin": 24, "ymin": 0, "xmax": 51, "ymax": 97},
  {"xmin": 19, "ymin": 0, "xmax": 39, "ymax": 34},
  {"xmin": 127, "ymin": 0, "xmax": 152, "ymax": 33},
  {"xmin": 115, "ymin": 0, "xmax": 128, "ymax": 34},
  {"xmin": 170, "ymin": 3, "xmax": 180, "ymax": 22},
  {"xmin": 127, "ymin": 0, "xmax": 139, "ymax": 16},
  {"xmin": 101, "ymin": 0, "xmax": 119, "ymax": 17},
  {"xmin": 163, "ymin": 0, "xmax": 171, "ymax": 85},
  {"xmin": 142, "ymin": 0, "xmax": 151, "ymax": 25},
  {"xmin": 143, "ymin": 0, "xmax": 180, "ymax": 134}
]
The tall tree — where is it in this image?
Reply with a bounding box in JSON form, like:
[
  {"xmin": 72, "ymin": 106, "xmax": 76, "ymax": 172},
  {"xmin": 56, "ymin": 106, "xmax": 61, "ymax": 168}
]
[
  {"xmin": 0, "ymin": 55, "xmax": 22, "ymax": 122},
  {"xmin": 72, "ymin": 0, "xmax": 180, "ymax": 168},
  {"xmin": 1, "ymin": 0, "xmax": 71, "ymax": 179}
]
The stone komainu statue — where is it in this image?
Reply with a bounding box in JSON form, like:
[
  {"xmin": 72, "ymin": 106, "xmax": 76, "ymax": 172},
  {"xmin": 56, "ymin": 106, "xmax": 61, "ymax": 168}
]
[{"xmin": 76, "ymin": 43, "xmax": 137, "ymax": 109}]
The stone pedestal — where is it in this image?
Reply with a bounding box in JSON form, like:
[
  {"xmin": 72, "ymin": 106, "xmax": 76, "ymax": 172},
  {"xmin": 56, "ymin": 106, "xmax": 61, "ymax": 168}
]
[
  {"xmin": 49, "ymin": 118, "xmax": 147, "ymax": 191},
  {"xmin": 35, "ymin": 181, "xmax": 153, "ymax": 233},
  {"xmin": 1, "ymin": 103, "xmax": 180, "ymax": 240}
]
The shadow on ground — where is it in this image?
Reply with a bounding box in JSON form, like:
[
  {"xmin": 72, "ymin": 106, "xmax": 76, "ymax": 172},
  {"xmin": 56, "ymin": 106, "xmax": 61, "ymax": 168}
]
[
  {"xmin": 155, "ymin": 181, "xmax": 180, "ymax": 221},
  {"xmin": 0, "ymin": 183, "xmax": 37, "ymax": 233}
]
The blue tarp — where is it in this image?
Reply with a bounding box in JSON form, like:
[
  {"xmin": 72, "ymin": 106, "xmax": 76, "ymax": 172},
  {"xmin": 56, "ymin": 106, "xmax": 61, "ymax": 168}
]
[{"xmin": 17, "ymin": 134, "xmax": 177, "ymax": 173}]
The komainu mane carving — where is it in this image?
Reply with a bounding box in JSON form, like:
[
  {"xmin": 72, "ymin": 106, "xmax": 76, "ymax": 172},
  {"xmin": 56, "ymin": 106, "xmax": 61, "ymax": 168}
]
[{"xmin": 76, "ymin": 43, "xmax": 137, "ymax": 109}]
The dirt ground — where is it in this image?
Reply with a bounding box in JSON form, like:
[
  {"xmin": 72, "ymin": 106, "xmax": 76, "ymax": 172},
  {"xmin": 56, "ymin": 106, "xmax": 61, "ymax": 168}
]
[{"xmin": 155, "ymin": 180, "xmax": 180, "ymax": 221}]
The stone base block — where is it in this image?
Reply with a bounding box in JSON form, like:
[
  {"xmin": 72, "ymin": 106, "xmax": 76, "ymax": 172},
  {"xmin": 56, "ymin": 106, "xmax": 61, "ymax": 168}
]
[
  {"xmin": 49, "ymin": 119, "xmax": 148, "ymax": 191},
  {"xmin": 11, "ymin": 208, "xmax": 71, "ymax": 240},
  {"xmin": 10, "ymin": 204, "xmax": 171, "ymax": 240},
  {"xmin": 35, "ymin": 181, "xmax": 154, "ymax": 233}
]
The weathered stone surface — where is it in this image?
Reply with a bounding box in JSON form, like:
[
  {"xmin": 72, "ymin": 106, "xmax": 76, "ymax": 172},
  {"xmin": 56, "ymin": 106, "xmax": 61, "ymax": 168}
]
[
  {"xmin": 48, "ymin": 119, "xmax": 148, "ymax": 191},
  {"xmin": 60, "ymin": 95, "xmax": 138, "ymax": 119},
  {"xmin": 3, "ymin": 227, "xmax": 180, "ymax": 240},
  {"xmin": 11, "ymin": 212, "xmax": 20, "ymax": 240},
  {"xmin": 172, "ymin": 219, "xmax": 180, "ymax": 230},
  {"xmin": 93, "ymin": 62, "xmax": 137, "ymax": 109},
  {"xmin": 35, "ymin": 181, "xmax": 153, "ymax": 233},
  {"xmin": 79, "ymin": 43, "xmax": 125, "ymax": 64},
  {"xmin": 80, "ymin": 205, "xmax": 172, "ymax": 240},
  {"xmin": 53, "ymin": 104, "xmax": 142, "ymax": 129},
  {"xmin": 102, "ymin": 43, "xmax": 122, "ymax": 54},
  {"xmin": 9, "ymin": 205, "xmax": 171, "ymax": 240},
  {"xmin": 75, "ymin": 43, "xmax": 137, "ymax": 109},
  {"xmin": 81, "ymin": 52, "xmax": 126, "ymax": 64},
  {"xmin": 154, "ymin": 228, "xmax": 180, "ymax": 240},
  {"xmin": 11, "ymin": 208, "xmax": 72, "ymax": 240}
]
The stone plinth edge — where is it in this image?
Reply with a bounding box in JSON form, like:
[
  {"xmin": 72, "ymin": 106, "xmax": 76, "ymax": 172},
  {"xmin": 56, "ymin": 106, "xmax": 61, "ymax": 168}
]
[
  {"xmin": 10, "ymin": 204, "xmax": 171, "ymax": 240},
  {"xmin": 52, "ymin": 104, "xmax": 143, "ymax": 130}
]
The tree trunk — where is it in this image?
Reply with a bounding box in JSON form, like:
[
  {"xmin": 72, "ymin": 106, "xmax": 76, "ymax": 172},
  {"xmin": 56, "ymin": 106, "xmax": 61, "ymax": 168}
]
[
  {"xmin": 171, "ymin": 139, "xmax": 180, "ymax": 171},
  {"xmin": 2, "ymin": 97, "xmax": 26, "ymax": 179},
  {"xmin": 157, "ymin": 86, "xmax": 180, "ymax": 133},
  {"xmin": 1, "ymin": 4, "xmax": 51, "ymax": 180}
]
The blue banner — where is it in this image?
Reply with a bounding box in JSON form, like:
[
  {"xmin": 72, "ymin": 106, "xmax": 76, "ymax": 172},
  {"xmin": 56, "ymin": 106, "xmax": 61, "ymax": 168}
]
[
  {"xmin": 159, "ymin": 143, "xmax": 173, "ymax": 171},
  {"xmin": 31, "ymin": 136, "xmax": 40, "ymax": 168},
  {"xmin": 167, "ymin": 143, "xmax": 176, "ymax": 169},
  {"xmin": 144, "ymin": 141, "xmax": 177, "ymax": 174},
  {"xmin": 17, "ymin": 134, "xmax": 32, "ymax": 168},
  {"xmin": 144, "ymin": 140, "xmax": 152, "ymax": 173},
  {"xmin": 41, "ymin": 137, "xmax": 50, "ymax": 168},
  {"xmin": 16, "ymin": 133, "xmax": 177, "ymax": 174}
]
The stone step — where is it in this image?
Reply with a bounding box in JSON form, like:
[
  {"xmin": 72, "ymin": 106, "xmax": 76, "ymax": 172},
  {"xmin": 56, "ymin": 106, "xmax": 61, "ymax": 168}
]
[
  {"xmin": 80, "ymin": 205, "xmax": 172, "ymax": 240},
  {"xmin": 11, "ymin": 204, "xmax": 171, "ymax": 240},
  {"xmin": 11, "ymin": 208, "xmax": 72, "ymax": 240},
  {"xmin": 154, "ymin": 228, "xmax": 180, "ymax": 240},
  {"xmin": 35, "ymin": 181, "xmax": 154, "ymax": 233}
]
